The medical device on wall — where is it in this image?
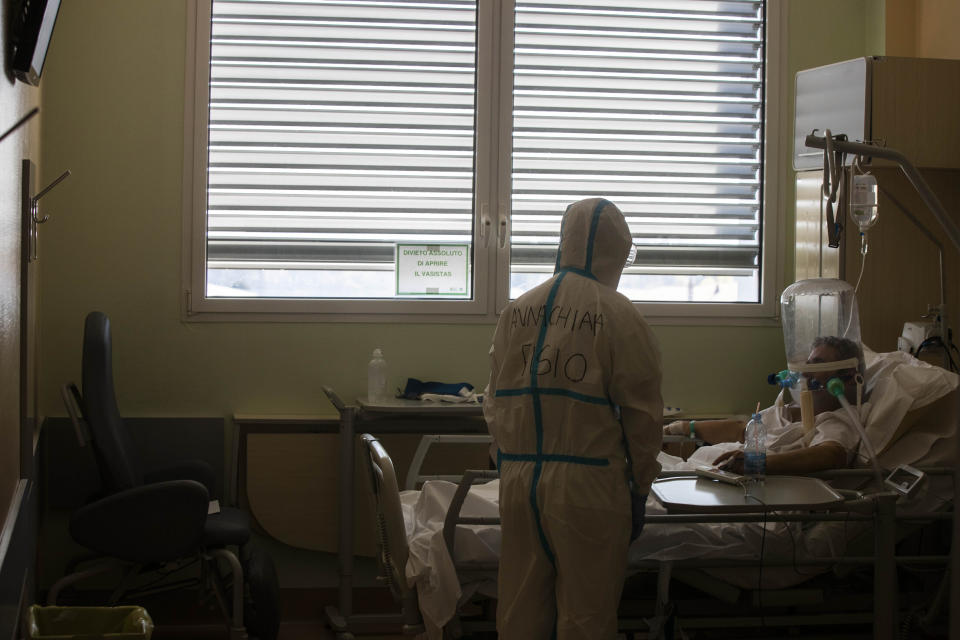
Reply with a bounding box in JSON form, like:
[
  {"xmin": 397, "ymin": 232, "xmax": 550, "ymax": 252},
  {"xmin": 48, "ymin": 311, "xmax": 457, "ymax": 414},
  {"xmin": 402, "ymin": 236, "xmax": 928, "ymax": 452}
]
[{"xmin": 898, "ymin": 320, "xmax": 937, "ymax": 355}]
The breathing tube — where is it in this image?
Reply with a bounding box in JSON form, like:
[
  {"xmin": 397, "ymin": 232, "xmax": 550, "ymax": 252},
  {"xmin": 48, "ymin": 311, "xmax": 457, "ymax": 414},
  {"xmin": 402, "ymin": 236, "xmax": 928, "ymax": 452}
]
[
  {"xmin": 769, "ymin": 369, "xmax": 880, "ymax": 486},
  {"xmin": 768, "ymin": 370, "xmax": 815, "ymax": 435},
  {"xmin": 826, "ymin": 376, "xmax": 884, "ymax": 489}
]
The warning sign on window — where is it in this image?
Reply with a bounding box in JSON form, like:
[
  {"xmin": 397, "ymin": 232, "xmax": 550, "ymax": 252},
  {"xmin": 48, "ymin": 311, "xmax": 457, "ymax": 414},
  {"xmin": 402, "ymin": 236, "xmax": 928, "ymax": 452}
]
[{"xmin": 396, "ymin": 244, "xmax": 469, "ymax": 297}]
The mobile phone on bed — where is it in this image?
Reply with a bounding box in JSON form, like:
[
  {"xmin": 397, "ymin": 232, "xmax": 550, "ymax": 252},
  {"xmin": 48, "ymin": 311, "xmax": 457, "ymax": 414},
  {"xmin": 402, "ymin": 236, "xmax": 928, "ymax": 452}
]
[
  {"xmin": 695, "ymin": 465, "xmax": 746, "ymax": 486},
  {"xmin": 884, "ymin": 464, "xmax": 925, "ymax": 497}
]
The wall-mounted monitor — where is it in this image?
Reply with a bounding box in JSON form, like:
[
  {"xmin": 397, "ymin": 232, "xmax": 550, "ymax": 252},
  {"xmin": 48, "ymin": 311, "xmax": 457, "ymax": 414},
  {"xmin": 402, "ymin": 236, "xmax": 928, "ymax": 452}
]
[{"xmin": 10, "ymin": 0, "xmax": 61, "ymax": 86}]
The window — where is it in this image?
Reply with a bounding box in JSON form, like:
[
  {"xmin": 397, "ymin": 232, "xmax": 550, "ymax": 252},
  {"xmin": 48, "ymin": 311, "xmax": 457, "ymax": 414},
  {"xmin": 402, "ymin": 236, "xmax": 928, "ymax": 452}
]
[{"xmin": 183, "ymin": 0, "xmax": 782, "ymax": 321}]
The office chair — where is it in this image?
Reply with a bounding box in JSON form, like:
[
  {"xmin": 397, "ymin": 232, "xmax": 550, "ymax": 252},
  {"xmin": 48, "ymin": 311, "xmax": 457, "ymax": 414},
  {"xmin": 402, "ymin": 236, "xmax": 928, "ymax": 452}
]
[{"xmin": 54, "ymin": 311, "xmax": 279, "ymax": 640}]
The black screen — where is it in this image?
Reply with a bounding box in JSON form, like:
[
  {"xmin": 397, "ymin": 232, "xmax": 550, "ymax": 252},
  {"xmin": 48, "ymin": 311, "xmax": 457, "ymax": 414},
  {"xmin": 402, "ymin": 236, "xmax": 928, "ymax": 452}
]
[{"xmin": 11, "ymin": 0, "xmax": 62, "ymax": 86}]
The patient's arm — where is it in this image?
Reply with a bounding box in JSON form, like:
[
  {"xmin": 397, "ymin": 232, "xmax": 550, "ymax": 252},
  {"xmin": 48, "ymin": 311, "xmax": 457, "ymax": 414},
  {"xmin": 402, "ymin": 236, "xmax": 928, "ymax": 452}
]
[
  {"xmin": 666, "ymin": 418, "xmax": 745, "ymax": 444},
  {"xmin": 766, "ymin": 442, "xmax": 848, "ymax": 474},
  {"xmin": 712, "ymin": 441, "xmax": 848, "ymax": 475}
]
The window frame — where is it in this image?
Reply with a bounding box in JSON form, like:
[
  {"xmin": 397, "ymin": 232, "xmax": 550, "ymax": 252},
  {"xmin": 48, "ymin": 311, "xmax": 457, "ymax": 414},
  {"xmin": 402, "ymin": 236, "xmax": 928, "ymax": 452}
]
[{"xmin": 181, "ymin": 0, "xmax": 784, "ymax": 324}]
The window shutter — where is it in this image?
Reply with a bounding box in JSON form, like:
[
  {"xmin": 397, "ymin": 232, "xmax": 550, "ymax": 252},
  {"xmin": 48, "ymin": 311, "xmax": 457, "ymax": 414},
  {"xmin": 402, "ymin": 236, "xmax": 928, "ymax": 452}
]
[
  {"xmin": 206, "ymin": 0, "xmax": 478, "ymax": 297},
  {"xmin": 509, "ymin": 0, "xmax": 765, "ymax": 302}
]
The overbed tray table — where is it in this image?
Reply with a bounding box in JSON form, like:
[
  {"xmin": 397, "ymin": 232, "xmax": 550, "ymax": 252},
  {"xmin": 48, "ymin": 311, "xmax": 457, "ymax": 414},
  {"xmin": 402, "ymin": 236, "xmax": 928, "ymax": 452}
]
[
  {"xmin": 652, "ymin": 475, "xmax": 845, "ymax": 513},
  {"xmin": 650, "ymin": 474, "xmax": 899, "ymax": 640}
]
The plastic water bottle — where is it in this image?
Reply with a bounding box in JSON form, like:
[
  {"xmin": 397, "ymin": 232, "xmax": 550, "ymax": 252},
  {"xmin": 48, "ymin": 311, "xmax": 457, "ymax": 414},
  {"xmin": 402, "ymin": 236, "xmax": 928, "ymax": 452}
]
[
  {"xmin": 743, "ymin": 412, "xmax": 766, "ymax": 482},
  {"xmin": 367, "ymin": 348, "xmax": 388, "ymax": 403}
]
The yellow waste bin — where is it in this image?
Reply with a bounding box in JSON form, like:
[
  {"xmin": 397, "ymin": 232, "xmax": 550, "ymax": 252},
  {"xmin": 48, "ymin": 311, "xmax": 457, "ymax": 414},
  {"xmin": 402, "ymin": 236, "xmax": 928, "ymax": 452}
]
[{"xmin": 27, "ymin": 605, "xmax": 153, "ymax": 639}]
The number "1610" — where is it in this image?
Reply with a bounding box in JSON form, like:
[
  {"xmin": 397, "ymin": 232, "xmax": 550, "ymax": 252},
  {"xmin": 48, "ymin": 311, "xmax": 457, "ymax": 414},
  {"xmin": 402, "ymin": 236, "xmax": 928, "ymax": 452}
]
[{"xmin": 520, "ymin": 343, "xmax": 588, "ymax": 383}]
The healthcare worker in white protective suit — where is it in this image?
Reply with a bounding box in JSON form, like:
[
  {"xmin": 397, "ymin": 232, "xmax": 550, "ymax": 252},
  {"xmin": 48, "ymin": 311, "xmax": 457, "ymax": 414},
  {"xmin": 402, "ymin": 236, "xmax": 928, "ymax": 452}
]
[{"xmin": 484, "ymin": 198, "xmax": 663, "ymax": 639}]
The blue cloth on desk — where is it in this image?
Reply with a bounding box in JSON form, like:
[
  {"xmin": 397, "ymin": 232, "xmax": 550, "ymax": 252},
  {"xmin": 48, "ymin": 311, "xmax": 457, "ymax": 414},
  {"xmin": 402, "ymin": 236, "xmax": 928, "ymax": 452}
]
[{"xmin": 400, "ymin": 378, "xmax": 475, "ymax": 400}]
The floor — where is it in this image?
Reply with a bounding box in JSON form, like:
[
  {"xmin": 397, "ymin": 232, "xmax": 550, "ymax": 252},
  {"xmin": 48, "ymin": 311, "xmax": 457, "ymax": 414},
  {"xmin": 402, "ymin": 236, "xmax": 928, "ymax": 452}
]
[
  {"xmin": 50, "ymin": 583, "xmax": 946, "ymax": 640},
  {"xmin": 36, "ymin": 536, "xmax": 408, "ymax": 639},
  {"xmin": 135, "ymin": 587, "xmax": 408, "ymax": 640},
  {"xmin": 37, "ymin": 542, "xmax": 947, "ymax": 639}
]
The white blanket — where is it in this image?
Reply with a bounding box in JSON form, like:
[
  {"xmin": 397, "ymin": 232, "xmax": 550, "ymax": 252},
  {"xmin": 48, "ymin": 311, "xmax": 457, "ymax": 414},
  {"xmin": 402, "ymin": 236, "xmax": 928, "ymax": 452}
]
[{"xmin": 402, "ymin": 480, "xmax": 500, "ymax": 638}]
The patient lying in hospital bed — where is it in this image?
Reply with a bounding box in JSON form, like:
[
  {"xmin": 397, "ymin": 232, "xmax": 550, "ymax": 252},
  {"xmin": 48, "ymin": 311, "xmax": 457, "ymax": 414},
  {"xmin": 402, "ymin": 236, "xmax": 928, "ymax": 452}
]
[
  {"xmin": 636, "ymin": 347, "xmax": 957, "ymax": 587},
  {"xmin": 379, "ymin": 349, "xmax": 958, "ymax": 638}
]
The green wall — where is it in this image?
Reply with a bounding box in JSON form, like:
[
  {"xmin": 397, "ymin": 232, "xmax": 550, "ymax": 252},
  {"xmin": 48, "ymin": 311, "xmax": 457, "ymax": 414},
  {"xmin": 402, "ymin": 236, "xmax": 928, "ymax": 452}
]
[{"xmin": 37, "ymin": 1, "xmax": 876, "ymax": 423}]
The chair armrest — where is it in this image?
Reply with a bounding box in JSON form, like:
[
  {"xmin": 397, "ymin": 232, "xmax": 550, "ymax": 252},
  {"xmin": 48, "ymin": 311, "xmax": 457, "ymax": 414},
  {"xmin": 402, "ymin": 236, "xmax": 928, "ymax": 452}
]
[
  {"xmin": 70, "ymin": 480, "xmax": 209, "ymax": 564},
  {"xmin": 143, "ymin": 460, "xmax": 217, "ymax": 497}
]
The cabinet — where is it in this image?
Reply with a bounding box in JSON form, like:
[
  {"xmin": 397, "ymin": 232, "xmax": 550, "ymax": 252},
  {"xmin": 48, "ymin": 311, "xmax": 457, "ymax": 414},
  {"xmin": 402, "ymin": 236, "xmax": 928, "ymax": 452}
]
[{"xmin": 794, "ymin": 57, "xmax": 960, "ymax": 352}]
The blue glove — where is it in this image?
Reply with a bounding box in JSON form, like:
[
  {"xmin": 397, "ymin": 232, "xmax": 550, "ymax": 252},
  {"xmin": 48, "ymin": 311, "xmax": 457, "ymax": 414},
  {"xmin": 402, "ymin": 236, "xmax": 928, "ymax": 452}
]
[{"xmin": 630, "ymin": 492, "xmax": 647, "ymax": 542}]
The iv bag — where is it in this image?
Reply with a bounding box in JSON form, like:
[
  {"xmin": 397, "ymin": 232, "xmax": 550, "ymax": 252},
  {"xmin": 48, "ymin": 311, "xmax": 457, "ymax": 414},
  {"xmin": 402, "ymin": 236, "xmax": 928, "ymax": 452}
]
[{"xmin": 851, "ymin": 173, "xmax": 879, "ymax": 231}]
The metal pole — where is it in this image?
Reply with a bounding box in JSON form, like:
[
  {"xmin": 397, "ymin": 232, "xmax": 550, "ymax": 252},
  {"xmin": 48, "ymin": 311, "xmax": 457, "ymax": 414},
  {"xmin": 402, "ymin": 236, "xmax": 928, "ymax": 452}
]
[
  {"xmin": 874, "ymin": 492, "xmax": 898, "ymax": 640},
  {"xmin": 954, "ymin": 391, "xmax": 960, "ymax": 640},
  {"xmin": 324, "ymin": 402, "xmax": 357, "ymax": 637},
  {"xmin": 339, "ymin": 405, "xmax": 356, "ymax": 620},
  {"xmin": 873, "ymin": 493, "xmax": 897, "ymax": 640}
]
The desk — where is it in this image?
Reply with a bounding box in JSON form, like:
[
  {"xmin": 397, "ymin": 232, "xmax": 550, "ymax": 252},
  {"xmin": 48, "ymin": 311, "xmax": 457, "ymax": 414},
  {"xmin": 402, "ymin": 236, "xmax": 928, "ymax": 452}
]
[
  {"xmin": 322, "ymin": 387, "xmax": 487, "ymax": 638},
  {"xmin": 650, "ymin": 475, "xmax": 899, "ymax": 640},
  {"xmin": 232, "ymin": 414, "xmax": 340, "ymax": 511}
]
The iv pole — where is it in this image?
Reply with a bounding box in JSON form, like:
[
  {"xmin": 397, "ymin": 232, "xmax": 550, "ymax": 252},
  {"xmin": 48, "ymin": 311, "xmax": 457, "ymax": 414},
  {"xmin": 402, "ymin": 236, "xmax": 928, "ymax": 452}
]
[
  {"xmin": 805, "ymin": 132, "xmax": 960, "ymax": 640},
  {"xmin": 805, "ymin": 133, "xmax": 960, "ymax": 250}
]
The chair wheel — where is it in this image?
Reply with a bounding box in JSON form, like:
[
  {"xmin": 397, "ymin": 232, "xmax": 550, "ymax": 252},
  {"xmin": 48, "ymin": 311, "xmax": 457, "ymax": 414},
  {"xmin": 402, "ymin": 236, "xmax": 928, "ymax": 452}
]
[{"xmin": 241, "ymin": 544, "xmax": 281, "ymax": 640}]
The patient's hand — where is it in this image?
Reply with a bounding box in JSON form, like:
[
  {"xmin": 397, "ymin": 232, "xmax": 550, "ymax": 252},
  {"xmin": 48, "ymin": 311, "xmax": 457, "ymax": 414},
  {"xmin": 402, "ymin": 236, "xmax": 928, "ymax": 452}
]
[
  {"xmin": 663, "ymin": 420, "xmax": 688, "ymax": 436},
  {"xmin": 713, "ymin": 449, "xmax": 744, "ymax": 474}
]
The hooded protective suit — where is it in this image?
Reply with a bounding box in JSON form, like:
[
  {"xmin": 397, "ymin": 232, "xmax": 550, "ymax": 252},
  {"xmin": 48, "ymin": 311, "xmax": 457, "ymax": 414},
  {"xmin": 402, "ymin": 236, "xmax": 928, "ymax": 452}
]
[{"xmin": 484, "ymin": 198, "xmax": 663, "ymax": 639}]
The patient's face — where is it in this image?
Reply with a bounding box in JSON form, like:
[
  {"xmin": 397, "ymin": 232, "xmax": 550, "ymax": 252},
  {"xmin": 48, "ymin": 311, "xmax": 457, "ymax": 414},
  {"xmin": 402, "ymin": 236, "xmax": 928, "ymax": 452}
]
[
  {"xmin": 805, "ymin": 343, "xmax": 840, "ymax": 388},
  {"xmin": 805, "ymin": 343, "xmax": 856, "ymax": 413}
]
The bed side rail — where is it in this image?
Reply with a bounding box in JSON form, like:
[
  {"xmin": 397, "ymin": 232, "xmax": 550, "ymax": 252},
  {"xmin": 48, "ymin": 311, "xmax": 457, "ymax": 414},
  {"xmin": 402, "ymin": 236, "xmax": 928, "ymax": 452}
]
[
  {"xmin": 405, "ymin": 434, "xmax": 494, "ymax": 490},
  {"xmin": 359, "ymin": 434, "xmax": 414, "ymax": 604},
  {"xmin": 442, "ymin": 470, "xmax": 500, "ymax": 562}
]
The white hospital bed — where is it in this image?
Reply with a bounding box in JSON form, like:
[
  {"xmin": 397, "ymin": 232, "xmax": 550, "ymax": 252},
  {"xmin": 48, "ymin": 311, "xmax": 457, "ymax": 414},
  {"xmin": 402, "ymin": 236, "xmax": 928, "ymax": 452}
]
[
  {"xmin": 365, "ymin": 442, "xmax": 953, "ymax": 640},
  {"xmin": 360, "ymin": 351, "xmax": 959, "ymax": 638}
]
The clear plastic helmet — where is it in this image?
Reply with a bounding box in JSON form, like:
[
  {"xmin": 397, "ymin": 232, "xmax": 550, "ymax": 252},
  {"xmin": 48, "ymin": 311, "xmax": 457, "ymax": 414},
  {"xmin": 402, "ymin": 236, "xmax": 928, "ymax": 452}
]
[{"xmin": 780, "ymin": 278, "xmax": 863, "ymax": 383}]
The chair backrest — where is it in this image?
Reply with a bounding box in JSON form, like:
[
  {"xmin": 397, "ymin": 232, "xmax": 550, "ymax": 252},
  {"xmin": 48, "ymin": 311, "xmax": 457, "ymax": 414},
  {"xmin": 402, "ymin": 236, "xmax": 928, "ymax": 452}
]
[
  {"xmin": 82, "ymin": 311, "xmax": 143, "ymax": 492},
  {"xmin": 359, "ymin": 433, "xmax": 411, "ymax": 601}
]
